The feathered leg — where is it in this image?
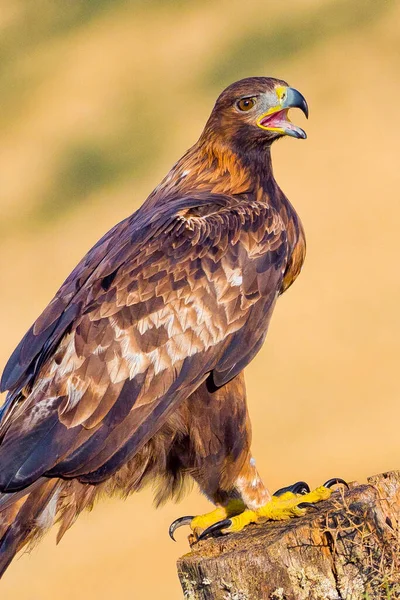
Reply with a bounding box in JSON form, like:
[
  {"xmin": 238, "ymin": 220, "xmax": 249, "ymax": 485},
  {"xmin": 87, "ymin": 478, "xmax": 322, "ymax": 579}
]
[{"xmin": 169, "ymin": 371, "xmax": 270, "ymax": 539}]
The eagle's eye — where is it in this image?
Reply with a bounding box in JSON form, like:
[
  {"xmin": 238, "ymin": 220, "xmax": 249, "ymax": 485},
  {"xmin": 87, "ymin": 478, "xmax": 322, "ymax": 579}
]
[{"xmin": 236, "ymin": 97, "xmax": 256, "ymax": 112}]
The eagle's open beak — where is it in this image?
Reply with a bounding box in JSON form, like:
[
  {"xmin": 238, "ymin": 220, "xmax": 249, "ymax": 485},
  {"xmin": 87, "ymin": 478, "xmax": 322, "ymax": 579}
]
[{"xmin": 257, "ymin": 86, "xmax": 309, "ymax": 139}]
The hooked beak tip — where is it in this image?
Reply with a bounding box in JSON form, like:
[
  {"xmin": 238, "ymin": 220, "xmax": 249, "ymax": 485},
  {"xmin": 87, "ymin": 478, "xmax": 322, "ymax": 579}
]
[{"xmin": 282, "ymin": 87, "xmax": 309, "ymax": 119}]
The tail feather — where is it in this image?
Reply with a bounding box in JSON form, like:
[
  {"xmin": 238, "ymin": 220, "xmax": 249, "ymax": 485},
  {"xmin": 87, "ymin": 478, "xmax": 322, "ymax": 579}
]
[
  {"xmin": 0, "ymin": 478, "xmax": 60, "ymax": 577},
  {"xmin": 0, "ymin": 442, "xmax": 172, "ymax": 576},
  {"xmin": 0, "ymin": 476, "xmax": 108, "ymax": 577}
]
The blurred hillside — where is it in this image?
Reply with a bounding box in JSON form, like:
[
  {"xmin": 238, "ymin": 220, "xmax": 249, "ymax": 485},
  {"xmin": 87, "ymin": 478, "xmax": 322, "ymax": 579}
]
[{"xmin": 0, "ymin": 0, "xmax": 399, "ymax": 598}]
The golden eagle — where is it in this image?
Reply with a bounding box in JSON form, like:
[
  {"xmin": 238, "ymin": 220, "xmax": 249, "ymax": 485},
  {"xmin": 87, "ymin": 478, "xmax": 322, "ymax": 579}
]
[{"xmin": 0, "ymin": 77, "xmax": 345, "ymax": 574}]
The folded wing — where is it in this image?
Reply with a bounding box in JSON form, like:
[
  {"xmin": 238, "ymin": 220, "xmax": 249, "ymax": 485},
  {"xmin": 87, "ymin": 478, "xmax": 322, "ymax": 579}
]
[{"xmin": 0, "ymin": 194, "xmax": 288, "ymax": 491}]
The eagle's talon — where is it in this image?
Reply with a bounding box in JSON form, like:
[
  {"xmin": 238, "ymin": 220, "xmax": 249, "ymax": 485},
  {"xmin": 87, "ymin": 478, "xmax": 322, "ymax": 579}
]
[
  {"xmin": 169, "ymin": 501, "xmax": 245, "ymax": 542},
  {"xmin": 197, "ymin": 518, "xmax": 232, "ymax": 541},
  {"xmin": 273, "ymin": 480, "xmax": 310, "ymax": 497},
  {"xmin": 323, "ymin": 477, "xmax": 349, "ymax": 490},
  {"xmin": 174, "ymin": 480, "xmax": 344, "ymax": 544},
  {"xmin": 169, "ymin": 515, "xmax": 194, "ymax": 541}
]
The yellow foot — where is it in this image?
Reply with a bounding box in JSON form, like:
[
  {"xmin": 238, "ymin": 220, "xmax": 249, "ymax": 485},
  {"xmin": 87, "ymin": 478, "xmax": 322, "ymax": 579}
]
[
  {"xmin": 197, "ymin": 478, "xmax": 348, "ymax": 540},
  {"xmin": 169, "ymin": 499, "xmax": 245, "ymax": 541}
]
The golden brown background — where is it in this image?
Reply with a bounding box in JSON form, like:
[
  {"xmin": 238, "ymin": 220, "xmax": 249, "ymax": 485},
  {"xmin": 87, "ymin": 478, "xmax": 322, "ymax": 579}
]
[{"xmin": 0, "ymin": 0, "xmax": 399, "ymax": 597}]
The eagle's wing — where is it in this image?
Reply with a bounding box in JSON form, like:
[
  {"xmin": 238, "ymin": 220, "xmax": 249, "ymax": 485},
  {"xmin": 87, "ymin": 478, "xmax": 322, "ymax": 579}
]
[{"xmin": 0, "ymin": 194, "xmax": 287, "ymax": 491}]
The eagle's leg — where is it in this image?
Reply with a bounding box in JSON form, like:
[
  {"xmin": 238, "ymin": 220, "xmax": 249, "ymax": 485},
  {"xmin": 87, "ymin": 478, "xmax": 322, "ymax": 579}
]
[{"xmin": 169, "ymin": 372, "xmax": 264, "ymax": 540}]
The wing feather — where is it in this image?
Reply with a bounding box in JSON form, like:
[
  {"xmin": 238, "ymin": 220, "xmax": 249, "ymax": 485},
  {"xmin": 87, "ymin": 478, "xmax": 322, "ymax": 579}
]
[{"xmin": 0, "ymin": 194, "xmax": 287, "ymax": 491}]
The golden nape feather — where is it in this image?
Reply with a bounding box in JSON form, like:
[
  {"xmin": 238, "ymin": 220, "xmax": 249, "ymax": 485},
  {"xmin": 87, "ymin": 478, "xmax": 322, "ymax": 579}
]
[{"xmin": 0, "ymin": 76, "xmax": 341, "ymax": 579}]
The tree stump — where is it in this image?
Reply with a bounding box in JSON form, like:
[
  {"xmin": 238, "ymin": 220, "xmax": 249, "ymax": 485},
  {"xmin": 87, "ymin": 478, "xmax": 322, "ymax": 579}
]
[{"xmin": 177, "ymin": 472, "xmax": 400, "ymax": 599}]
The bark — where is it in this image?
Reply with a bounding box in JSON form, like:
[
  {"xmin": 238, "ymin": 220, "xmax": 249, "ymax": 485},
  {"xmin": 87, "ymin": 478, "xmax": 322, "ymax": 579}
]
[{"xmin": 177, "ymin": 471, "xmax": 400, "ymax": 600}]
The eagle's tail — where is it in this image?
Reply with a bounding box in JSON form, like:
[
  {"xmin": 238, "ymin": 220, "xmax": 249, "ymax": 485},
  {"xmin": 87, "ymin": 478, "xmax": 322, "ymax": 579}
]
[{"xmin": 0, "ymin": 478, "xmax": 62, "ymax": 577}]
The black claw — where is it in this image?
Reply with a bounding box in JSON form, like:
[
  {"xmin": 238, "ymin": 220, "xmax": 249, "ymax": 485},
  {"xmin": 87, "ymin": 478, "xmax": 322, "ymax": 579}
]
[
  {"xmin": 297, "ymin": 502, "xmax": 318, "ymax": 510},
  {"xmin": 169, "ymin": 515, "xmax": 194, "ymax": 541},
  {"xmin": 323, "ymin": 478, "xmax": 349, "ymax": 490},
  {"xmin": 197, "ymin": 519, "xmax": 232, "ymax": 541},
  {"xmin": 273, "ymin": 481, "xmax": 310, "ymax": 497}
]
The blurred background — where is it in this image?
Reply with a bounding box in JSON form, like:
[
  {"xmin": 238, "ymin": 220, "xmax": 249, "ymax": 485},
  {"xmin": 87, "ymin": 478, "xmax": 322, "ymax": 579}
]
[{"xmin": 0, "ymin": 0, "xmax": 399, "ymax": 597}]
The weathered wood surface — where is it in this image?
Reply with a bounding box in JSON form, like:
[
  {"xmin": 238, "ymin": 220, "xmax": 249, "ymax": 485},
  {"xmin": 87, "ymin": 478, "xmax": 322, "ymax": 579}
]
[{"xmin": 177, "ymin": 472, "xmax": 400, "ymax": 599}]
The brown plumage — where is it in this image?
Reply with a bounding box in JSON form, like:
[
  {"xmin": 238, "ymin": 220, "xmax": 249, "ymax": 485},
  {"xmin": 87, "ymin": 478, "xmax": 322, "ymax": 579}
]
[{"xmin": 0, "ymin": 76, "xmax": 308, "ymax": 574}]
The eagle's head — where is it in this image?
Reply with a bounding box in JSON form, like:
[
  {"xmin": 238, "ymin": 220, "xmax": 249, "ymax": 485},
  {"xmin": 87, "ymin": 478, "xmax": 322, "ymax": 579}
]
[{"xmin": 204, "ymin": 77, "xmax": 308, "ymax": 150}]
